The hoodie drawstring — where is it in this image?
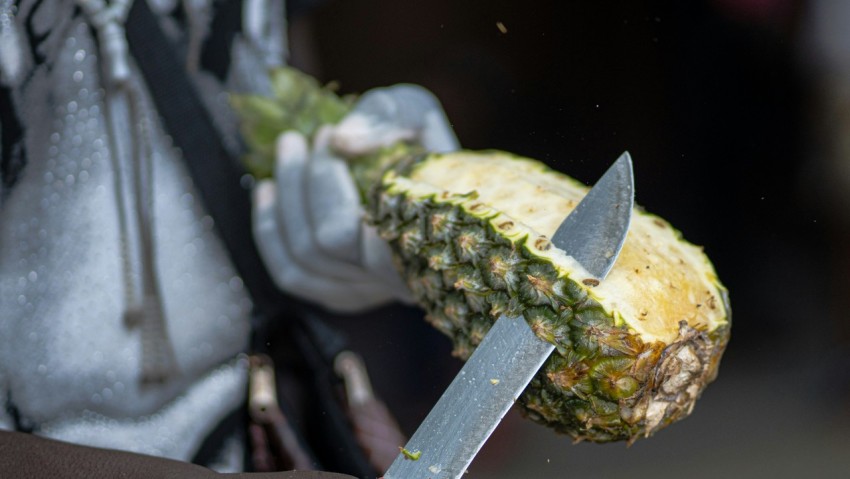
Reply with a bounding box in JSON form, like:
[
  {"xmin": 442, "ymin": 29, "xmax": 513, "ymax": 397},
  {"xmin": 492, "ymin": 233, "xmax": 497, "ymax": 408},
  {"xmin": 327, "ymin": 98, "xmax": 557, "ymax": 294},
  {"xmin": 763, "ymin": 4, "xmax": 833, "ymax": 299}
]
[{"xmin": 77, "ymin": 0, "xmax": 178, "ymax": 385}]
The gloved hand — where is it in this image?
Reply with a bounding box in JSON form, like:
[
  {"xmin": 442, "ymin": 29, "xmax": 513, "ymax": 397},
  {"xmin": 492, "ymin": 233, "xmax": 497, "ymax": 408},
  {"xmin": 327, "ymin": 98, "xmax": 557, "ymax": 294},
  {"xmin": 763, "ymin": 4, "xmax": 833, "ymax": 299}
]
[{"xmin": 252, "ymin": 85, "xmax": 459, "ymax": 312}]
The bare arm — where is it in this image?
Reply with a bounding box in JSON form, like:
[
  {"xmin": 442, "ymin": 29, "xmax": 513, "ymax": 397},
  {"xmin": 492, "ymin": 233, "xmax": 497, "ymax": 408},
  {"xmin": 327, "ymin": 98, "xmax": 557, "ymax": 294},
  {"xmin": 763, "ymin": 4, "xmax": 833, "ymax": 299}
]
[{"xmin": 0, "ymin": 430, "xmax": 355, "ymax": 479}]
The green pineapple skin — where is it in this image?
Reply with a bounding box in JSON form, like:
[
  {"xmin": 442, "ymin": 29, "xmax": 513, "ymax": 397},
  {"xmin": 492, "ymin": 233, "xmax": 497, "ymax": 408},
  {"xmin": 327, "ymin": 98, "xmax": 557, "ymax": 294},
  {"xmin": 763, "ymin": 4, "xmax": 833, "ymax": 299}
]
[{"xmin": 367, "ymin": 152, "xmax": 731, "ymax": 444}]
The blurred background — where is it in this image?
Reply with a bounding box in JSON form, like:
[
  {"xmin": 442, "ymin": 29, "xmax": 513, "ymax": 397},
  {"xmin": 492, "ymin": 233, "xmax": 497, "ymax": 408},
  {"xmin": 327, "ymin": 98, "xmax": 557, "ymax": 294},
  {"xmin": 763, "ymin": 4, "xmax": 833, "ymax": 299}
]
[{"xmin": 288, "ymin": 0, "xmax": 850, "ymax": 477}]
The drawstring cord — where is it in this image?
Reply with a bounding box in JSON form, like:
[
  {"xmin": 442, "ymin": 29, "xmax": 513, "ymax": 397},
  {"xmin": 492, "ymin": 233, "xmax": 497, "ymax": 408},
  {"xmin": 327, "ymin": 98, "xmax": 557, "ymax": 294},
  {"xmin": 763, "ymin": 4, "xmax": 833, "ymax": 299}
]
[
  {"xmin": 0, "ymin": 0, "xmax": 25, "ymax": 85},
  {"xmin": 183, "ymin": 0, "xmax": 212, "ymax": 73},
  {"xmin": 77, "ymin": 0, "xmax": 178, "ymax": 385}
]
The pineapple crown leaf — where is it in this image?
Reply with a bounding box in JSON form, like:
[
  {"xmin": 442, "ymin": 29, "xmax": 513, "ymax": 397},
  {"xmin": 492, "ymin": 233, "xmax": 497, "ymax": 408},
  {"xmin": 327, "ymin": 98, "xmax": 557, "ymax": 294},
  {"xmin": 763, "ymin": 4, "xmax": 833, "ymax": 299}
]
[{"xmin": 230, "ymin": 67, "xmax": 355, "ymax": 179}]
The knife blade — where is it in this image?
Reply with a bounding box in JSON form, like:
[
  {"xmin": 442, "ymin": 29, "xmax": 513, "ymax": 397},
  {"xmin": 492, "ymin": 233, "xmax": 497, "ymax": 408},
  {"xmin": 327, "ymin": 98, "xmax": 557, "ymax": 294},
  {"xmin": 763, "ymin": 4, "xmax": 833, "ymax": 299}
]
[{"xmin": 383, "ymin": 152, "xmax": 634, "ymax": 479}]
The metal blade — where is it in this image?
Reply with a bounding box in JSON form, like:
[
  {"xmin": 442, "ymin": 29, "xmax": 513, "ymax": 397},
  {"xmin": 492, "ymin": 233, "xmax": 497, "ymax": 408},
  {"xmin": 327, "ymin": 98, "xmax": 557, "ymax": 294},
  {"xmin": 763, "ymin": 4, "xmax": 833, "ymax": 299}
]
[
  {"xmin": 384, "ymin": 153, "xmax": 634, "ymax": 479},
  {"xmin": 551, "ymin": 151, "xmax": 634, "ymax": 278},
  {"xmin": 383, "ymin": 313, "xmax": 554, "ymax": 479}
]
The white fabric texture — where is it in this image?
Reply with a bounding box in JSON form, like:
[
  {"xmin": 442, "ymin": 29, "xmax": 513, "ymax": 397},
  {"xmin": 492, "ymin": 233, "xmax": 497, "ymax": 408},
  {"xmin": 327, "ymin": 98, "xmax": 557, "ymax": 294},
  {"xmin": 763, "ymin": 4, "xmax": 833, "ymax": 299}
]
[
  {"xmin": 0, "ymin": 0, "xmax": 286, "ymax": 469},
  {"xmin": 253, "ymin": 84, "xmax": 459, "ymax": 312}
]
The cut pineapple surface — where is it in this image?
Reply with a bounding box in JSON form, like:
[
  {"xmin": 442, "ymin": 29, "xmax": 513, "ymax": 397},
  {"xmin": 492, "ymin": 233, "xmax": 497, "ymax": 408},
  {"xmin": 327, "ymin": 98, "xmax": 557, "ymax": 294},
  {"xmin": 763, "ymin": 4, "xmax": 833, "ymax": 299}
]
[
  {"xmin": 407, "ymin": 151, "xmax": 727, "ymax": 343},
  {"xmin": 370, "ymin": 150, "xmax": 730, "ymax": 442}
]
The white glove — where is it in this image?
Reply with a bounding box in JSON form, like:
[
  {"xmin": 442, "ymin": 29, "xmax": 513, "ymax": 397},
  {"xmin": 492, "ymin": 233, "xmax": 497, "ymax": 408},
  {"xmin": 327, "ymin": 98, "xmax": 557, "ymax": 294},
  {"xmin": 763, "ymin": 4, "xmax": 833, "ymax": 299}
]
[
  {"xmin": 252, "ymin": 84, "xmax": 459, "ymax": 312},
  {"xmin": 331, "ymin": 84, "xmax": 459, "ymax": 155}
]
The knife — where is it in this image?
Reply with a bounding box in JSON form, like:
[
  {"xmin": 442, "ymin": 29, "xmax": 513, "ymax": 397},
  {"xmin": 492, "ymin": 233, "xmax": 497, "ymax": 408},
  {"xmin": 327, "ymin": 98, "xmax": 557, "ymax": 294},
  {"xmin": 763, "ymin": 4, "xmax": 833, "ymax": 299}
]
[{"xmin": 383, "ymin": 152, "xmax": 634, "ymax": 479}]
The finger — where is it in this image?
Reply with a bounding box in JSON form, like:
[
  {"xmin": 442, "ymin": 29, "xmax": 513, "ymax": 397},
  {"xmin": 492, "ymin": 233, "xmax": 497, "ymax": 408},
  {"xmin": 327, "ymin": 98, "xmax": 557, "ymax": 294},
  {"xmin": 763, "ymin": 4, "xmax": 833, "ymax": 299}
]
[
  {"xmin": 421, "ymin": 109, "xmax": 460, "ymax": 153},
  {"xmin": 331, "ymin": 110, "xmax": 416, "ymax": 156},
  {"xmin": 332, "ymin": 84, "xmax": 458, "ymax": 156},
  {"xmin": 253, "ymin": 181, "xmax": 396, "ymax": 312},
  {"xmin": 307, "ymin": 130, "xmax": 365, "ymax": 266},
  {"xmin": 331, "ymin": 86, "xmax": 417, "ymax": 155},
  {"xmin": 273, "ymin": 131, "xmax": 336, "ymax": 277},
  {"xmin": 274, "ymin": 131, "xmax": 394, "ymax": 294},
  {"xmin": 299, "ymin": 126, "xmax": 377, "ymax": 280}
]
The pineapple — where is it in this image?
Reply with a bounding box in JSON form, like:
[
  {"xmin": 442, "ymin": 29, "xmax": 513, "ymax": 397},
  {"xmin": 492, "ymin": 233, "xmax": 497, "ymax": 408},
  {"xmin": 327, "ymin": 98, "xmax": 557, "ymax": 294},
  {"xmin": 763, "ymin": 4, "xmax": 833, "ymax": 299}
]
[
  {"xmin": 232, "ymin": 68, "xmax": 731, "ymax": 443},
  {"xmin": 369, "ymin": 151, "xmax": 729, "ymax": 442}
]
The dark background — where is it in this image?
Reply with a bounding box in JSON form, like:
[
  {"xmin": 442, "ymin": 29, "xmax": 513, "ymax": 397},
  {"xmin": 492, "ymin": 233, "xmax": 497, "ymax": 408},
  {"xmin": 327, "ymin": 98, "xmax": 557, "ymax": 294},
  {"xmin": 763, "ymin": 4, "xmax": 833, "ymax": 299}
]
[{"xmin": 291, "ymin": 1, "xmax": 850, "ymax": 477}]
